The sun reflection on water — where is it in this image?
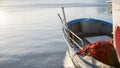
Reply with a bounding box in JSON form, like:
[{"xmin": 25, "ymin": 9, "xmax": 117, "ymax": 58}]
[{"xmin": 0, "ymin": 10, "xmax": 9, "ymax": 24}]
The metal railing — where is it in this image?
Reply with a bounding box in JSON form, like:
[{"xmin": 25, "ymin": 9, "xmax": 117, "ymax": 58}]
[
  {"xmin": 63, "ymin": 25, "xmax": 84, "ymax": 50},
  {"xmin": 58, "ymin": 7, "xmax": 84, "ymax": 50}
]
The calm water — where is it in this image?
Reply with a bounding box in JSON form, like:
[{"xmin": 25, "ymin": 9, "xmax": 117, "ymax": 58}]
[{"xmin": 0, "ymin": 0, "xmax": 112, "ymax": 68}]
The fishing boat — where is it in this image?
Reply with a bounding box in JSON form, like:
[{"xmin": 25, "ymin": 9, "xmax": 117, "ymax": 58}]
[
  {"xmin": 105, "ymin": 0, "xmax": 112, "ymax": 13},
  {"xmin": 58, "ymin": 7, "xmax": 120, "ymax": 68},
  {"xmin": 112, "ymin": 0, "xmax": 120, "ymax": 63}
]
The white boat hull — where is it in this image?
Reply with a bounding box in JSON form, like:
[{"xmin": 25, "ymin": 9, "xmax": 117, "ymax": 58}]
[{"xmin": 112, "ymin": 0, "xmax": 120, "ymax": 62}]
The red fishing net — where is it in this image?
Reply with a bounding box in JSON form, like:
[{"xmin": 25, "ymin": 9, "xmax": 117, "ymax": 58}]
[{"xmin": 76, "ymin": 40, "xmax": 119, "ymax": 66}]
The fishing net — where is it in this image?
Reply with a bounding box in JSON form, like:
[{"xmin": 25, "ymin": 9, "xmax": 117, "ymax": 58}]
[{"xmin": 76, "ymin": 40, "xmax": 119, "ymax": 66}]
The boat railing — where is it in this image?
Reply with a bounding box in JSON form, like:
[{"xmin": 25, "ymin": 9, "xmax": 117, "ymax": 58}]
[
  {"xmin": 63, "ymin": 24, "xmax": 84, "ymax": 50},
  {"xmin": 58, "ymin": 7, "xmax": 84, "ymax": 50}
]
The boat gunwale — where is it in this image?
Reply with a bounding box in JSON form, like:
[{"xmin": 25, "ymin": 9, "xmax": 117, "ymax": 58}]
[{"xmin": 66, "ymin": 18, "xmax": 112, "ymax": 26}]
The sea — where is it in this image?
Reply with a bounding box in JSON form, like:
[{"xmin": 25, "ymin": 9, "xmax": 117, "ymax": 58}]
[{"xmin": 0, "ymin": 0, "xmax": 112, "ymax": 68}]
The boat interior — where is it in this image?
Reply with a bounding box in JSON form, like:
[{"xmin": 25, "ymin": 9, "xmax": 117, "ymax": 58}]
[{"xmin": 66, "ymin": 20, "xmax": 113, "ymax": 48}]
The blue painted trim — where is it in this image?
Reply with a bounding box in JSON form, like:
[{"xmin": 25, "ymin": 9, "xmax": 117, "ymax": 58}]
[{"xmin": 66, "ymin": 18, "xmax": 112, "ymax": 26}]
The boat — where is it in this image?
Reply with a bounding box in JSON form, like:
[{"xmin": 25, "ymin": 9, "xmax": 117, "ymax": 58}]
[
  {"xmin": 112, "ymin": 0, "xmax": 120, "ymax": 63},
  {"xmin": 105, "ymin": 0, "xmax": 112, "ymax": 13},
  {"xmin": 58, "ymin": 7, "xmax": 120, "ymax": 68}
]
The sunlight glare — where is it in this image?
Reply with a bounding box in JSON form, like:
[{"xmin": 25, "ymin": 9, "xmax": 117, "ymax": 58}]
[{"xmin": 0, "ymin": 10, "xmax": 8, "ymax": 24}]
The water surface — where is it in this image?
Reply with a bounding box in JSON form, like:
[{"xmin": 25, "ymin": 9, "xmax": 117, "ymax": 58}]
[{"xmin": 0, "ymin": 0, "xmax": 112, "ymax": 68}]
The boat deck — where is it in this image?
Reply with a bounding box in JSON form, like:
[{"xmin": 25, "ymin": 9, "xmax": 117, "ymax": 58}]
[{"xmin": 73, "ymin": 34, "xmax": 112, "ymax": 47}]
